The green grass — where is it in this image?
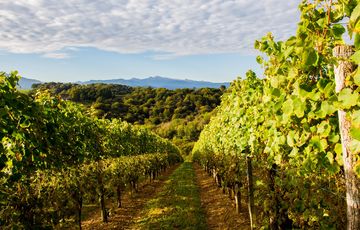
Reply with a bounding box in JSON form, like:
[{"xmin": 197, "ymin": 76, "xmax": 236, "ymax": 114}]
[
  {"xmin": 19, "ymin": 89, "xmax": 31, "ymax": 94},
  {"xmin": 133, "ymin": 162, "xmax": 207, "ymax": 230}
]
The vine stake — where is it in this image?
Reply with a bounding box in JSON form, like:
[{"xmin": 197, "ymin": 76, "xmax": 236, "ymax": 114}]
[{"xmin": 333, "ymin": 45, "xmax": 360, "ymax": 230}]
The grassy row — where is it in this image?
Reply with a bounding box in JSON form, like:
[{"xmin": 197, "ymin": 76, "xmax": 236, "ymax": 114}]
[{"xmin": 133, "ymin": 162, "xmax": 207, "ymax": 229}]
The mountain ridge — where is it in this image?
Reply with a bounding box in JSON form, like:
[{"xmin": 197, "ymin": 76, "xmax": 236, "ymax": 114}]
[
  {"xmin": 18, "ymin": 77, "xmax": 41, "ymax": 89},
  {"xmin": 18, "ymin": 76, "xmax": 230, "ymax": 90},
  {"xmin": 78, "ymin": 76, "xmax": 230, "ymax": 89}
]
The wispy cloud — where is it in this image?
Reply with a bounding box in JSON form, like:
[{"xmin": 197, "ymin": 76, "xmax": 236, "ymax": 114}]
[
  {"xmin": 0, "ymin": 0, "xmax": 300, "ymax": 58},
  {"xmin": 42, "ymin": 52, "xmax": 71, "ymax": 59}
]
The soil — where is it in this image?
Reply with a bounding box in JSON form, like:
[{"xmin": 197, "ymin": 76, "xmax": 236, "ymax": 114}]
[
  {"xmin": 194, "ymin": 164, "xmax": 251, "ymax": 230},
  {"xmin": 81, "ymin": 164, "xmax": 179, "ymax": 230}
]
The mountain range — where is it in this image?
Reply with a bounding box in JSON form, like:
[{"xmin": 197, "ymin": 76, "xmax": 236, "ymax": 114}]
[
  {"xmin": 18, "ymin": 76, "xmax": 230, "ymax": 90},
  {"xmin": 78, "ymin": 76, "xmax": 230, "ymax": 89},
  {"xmin": 18, "ymin": 77, "xmax": 41, "ymax": 90}
]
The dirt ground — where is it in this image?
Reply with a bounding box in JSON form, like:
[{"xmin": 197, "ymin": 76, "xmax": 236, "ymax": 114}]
[
  {"xmin": 194, "ymin": 164, "xmax": 251, "ymax": 230},
  {"xmin": 82, "ymin": 164, "xmax": 179, "ymax": 230},
  {"xmin": 82, "ymin": 163, "xmax": 250, "ymax": 230}
]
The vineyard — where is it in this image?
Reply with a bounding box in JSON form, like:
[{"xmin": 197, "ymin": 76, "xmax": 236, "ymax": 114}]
[
  {"xmin": 0, "ymin": 72, "xmax": 182, "ymax": 228},
  {"xmin": 193, "ymin": 0, "xmax": 360, "ymax": 229},
  {"xmin": 1, "ymin": 0, "xmax": 360, "ymax": 229}
]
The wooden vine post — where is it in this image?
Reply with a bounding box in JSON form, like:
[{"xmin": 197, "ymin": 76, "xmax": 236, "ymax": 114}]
[
  {"xmin": 75, "ymin": 168, "xmax": 83, "ymax": 230},
  {"xmin": 234, "ymin": 182, "xmax": 241, "ymax": 214},
  {"xmin": 116, "ymin": 185, "xmax": 122, "ymax": 208},
  {"xmin": 268, "ymin": 163, "xmax": 279, "ymax": 229},
  {"xmin": 246, "ymin": 149, "xmax": 255, "ymax": 230},
  {"xmin": 333, "ymin": 45, "xmax": 360, "ymax": 230},
  {"xmin": 96, "ymin": 160, "xmax": 108, "ymax": 223}
]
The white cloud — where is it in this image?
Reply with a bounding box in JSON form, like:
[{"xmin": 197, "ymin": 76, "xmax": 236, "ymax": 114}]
[
  {"xmin": 0, "ymin": 0, "xmax": 300, "ymax": 58},
  {"xmin": 42, "ymin": 52, "xmax": 70, "ymax": 59}
]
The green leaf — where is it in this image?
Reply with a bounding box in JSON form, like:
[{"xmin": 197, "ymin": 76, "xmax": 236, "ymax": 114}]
[
  {"xmin": 338, "ymin": 88, "xmax": 359, "ymax": 109},
  {"xmin": 287, "ymin": 132, "xmax": 295, "ymax": 147},
  {"xmin": 309, "ymin": 136, "xmax": 328, "ymax": 152},
  {"xmin": 317, "ymin": 78, "xmax": 328, "ymax": 92},
  {"xmin": 335, "ymin": 143, "xmax": 343, "ymax": 155},
  {"xmin": 293, "ymin": 97, "xmax": 306, "ymax": 118},
  {"xmin": 270, "ymin": 77, "xmax": 279, "ymax": 88},
  {"xmin": 350, "ymin": 127, "xmax": 360, "ymax": 141},
  {"xmin": 320, "ymin": 139, "xmax": 328, "ymax": 152},
  {"xmin": 302, "ymin": 48, "xmax": 319, "ymax": 67},
  {"xmin": 271, "ymin": 88, "xmax": 281, "ymax": 97},
  {"xmin": 328, "ymin": 133, "xmax": 340, "ymax": 143},
  {"xmin": 310, "ymin": 136, "xmax": 321, "ymax": 149},
  {"xmin": 299, "ymin": 88, "xmax": 310, "ymax": 99},
  {"xmin": 256, "ymin": 56, "xmax": 263, "ymax": 64},
  {"xmin": 352, "ymin": 110, "xmax": 360, "ymax": 127},
  {"xmin": 323, "ymin": 82, "xmax": 334, "ymax": 98},
  {"xmin": 351, "ymin": 50, "xmax": 360, "ymax": 64},
  {"xmin": 326, "ymin": 152, "xmax": 334, "ymax": 164},
  {"xmin": 308, "ymin": 91, "xmax": 321, "ymax": 101},
  {"xmin": 355, "ymin": 33, "xmax": 360, "ymax": 49},
  {"xmin": 355, "ymin": 161, "xmax": 360, "ymax": 178},
  {"xmin": 274, "ymin": 101, "xmax": 283, "ymax": 112},
  {"xmin": 320, "ymin": 101, "xmax": 337, "ymax": 117},
  {"xmin": 350, "ymin": 139, "xmax": 360, "ymax": 154},
  {"xmin": 350, "ymin": 3, "xmax": 360, "ymax": 30},
  {"xmin": 317, "ymin": 121, "xmax": 331, "ymax": 138},
  {"xmin": 279, "ymin": 135, "xmax": 286, "ymax": 145},
  {"xmin": 317, "ymin": 18, "xmax": 325, "ymax": 27},
  {"xmin": 354, "ymin": 69, "xmax": 360, "ymax": 86},
  {"xmin": 282, "ymin": 99, "xmax": 293, "ymax": 116},
  {"xmin": 284, "ymin": 46, "xmax": 294, "ymax": 58},
  {"xmin": 332, "ymin": 24, "xmax": 346, "ymax": 39},
  {"xmin": 274, "ymin": 154, "xmax": 282, "ymax": 165},
  {"xmin": 289, "ymin": 147, "xmax": 299, "ymax": 158}
]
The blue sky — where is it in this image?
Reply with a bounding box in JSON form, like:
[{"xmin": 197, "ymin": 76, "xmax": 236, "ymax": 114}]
[{"xmin": 0, "ymin": 0, "xmax": 300, "ymax": 83}]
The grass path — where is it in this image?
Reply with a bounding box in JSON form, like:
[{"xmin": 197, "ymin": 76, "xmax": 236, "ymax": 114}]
[
  {"xmin": 82, "ymin": 161, "xmax": 249, "ymax": 229},
  {"xmin": 130, "ymin": 162, "xmax": 207, "ymax": 230}
]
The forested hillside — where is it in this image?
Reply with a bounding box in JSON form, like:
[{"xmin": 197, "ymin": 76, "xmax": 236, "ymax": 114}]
[
  {"xmin": 32, "ymin": 83, "xmax": 224, "ymax": 124},
  {"xmin": 31, "ymin": 83, "xmax": 225, "ymax": 154}
]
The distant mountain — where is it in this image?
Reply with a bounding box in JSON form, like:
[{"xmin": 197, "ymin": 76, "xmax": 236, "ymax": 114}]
[
  {"xmin": 79, "ymin": 76, "xmax": 230, "ymax": 89},
  {"xmin": 18, "ymin": 77, "xmax": 41, "ymax": 90}
]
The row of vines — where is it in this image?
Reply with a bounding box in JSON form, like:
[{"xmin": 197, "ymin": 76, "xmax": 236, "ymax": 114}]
[
  {"xmin": 193, "ymin": 0, "xmax": 360, "ymax": 229},
  {"xmin": 0, "ymin": 72, "xmax": 182, "ymax": 228}
]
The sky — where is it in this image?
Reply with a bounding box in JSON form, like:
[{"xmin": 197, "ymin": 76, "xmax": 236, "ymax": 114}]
[{"xmin": 0, "ymin": 0, "xmax": 300, "ymax": 83}]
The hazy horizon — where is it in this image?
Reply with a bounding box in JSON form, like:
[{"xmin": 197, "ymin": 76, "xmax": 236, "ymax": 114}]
[{"xmin": 22, "ymin": 74, "xmax": 232, "ymax": 84}]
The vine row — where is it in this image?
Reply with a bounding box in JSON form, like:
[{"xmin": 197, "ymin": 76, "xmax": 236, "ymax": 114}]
[
  {"xmin": 0, "ymin": 72, "xmax": 182, "ymax": 228},
  {"xmin": 193, "ymin": 0, "xmax": 360, "ymax": 229}
]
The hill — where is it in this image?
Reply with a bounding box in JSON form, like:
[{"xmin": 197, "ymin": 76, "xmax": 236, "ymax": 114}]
[
  {"xmin": 31, "ymin": 82, "xmax": 226, "ymax": 154},
  {"xmin": 31, "ymin": 82, "xmax": 224, "ymax": 124}
]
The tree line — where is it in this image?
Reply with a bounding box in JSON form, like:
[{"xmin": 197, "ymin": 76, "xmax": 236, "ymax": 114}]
[{"xmin": 31, "ymin": 82, "xmax": 225, "ymax": 125}]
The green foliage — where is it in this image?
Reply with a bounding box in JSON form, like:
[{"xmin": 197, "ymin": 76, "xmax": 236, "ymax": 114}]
[
  {"xmin": 31, "ymin": 82, "xmax": 223, "ymax": 157},
  {"xmin": 0, "ymin": 72, "xmax": 182, "ymax": 228},
  {"xmin": 31, "ymin": 83, "xmax": 223, "ymax": 125},
  {"xmin": 193, "ymin": 0, "xmax": 360, "ymax": 228},
  {"xmin": 148, "ymin": 111, "xmax": 214, "ymax": 155}
]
